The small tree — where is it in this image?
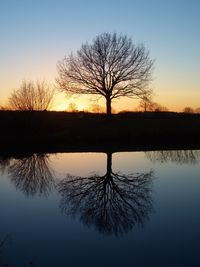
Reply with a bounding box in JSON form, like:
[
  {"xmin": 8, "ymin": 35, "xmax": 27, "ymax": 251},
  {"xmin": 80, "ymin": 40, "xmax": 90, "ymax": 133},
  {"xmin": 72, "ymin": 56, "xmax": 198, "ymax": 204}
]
[
  {"xmin": 0, "ymin": 105, "xmax": 6, "ymax": 110},
  {"xmin": 138, "ymin": 98, "xmax": 168, "ymax": 112},
  {"xmin": 89, "ymin": 103, "xmax": 104, "ymax": 113},
  {"xmin": 9, "ymin": 81, "xmax": 55, "ymax": 111},
  {"xmin": 57, "ymin": 32, "xmax": 154, "ymax": 116},
  {"xmin": 153, "ymin": 103, "xmax": 168, "ymax": 112},
  {"xmin": 195, "ymin": 107, "xmax": 200, "ymax": 114},
  {"xmin": 183, "ymin": 107, "xmax": 194, "ymax": 113},
  {"xmin": 67, "ymin": 102, "xmax": 78, "ymax": 112},
  {"xmin": 139, "ymin": 93, "xmax": 153, "ymax": 112}
]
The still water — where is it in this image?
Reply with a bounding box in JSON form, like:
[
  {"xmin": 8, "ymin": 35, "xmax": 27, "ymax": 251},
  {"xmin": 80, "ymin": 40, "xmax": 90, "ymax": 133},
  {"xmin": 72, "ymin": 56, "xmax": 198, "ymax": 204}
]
[{"xmin": 0, "ymin": 150, "xmax": 200, "ymax": 266}]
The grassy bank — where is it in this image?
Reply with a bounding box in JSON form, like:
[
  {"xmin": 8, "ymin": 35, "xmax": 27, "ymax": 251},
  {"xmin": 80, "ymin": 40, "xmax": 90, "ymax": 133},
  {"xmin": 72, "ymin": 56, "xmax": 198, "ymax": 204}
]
[{"xmin": 0, "ymin": 111, "xmax": 200, "ymax": 154}]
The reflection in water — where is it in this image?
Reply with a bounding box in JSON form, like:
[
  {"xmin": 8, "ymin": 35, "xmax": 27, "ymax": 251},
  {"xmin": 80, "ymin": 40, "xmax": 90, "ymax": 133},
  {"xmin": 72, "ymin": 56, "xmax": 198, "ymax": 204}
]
[
  {"xmin": 146, "ymin": 150, "xmax": 200, "ymax": 164},
  {"xmin": 0, "ymin": 156, "xmax": 11, "ymax": 174},
  {"xmin": 0, "ymin": 235, "xmax": 11, "ymax": 266},
  {"xmin": 7, "ymin": 154, "xmax": 55, "ymax": 197},
  {"xmin": 0, "ymin": 235, "xmax": 10, "ymax": 250},
  {"xmin": 58, "ymin": 152, "xmax": 154, "ymax": 236},
  {"xmin": 0, "ymin": 235, "xmax": 36, "ymax": 267}
]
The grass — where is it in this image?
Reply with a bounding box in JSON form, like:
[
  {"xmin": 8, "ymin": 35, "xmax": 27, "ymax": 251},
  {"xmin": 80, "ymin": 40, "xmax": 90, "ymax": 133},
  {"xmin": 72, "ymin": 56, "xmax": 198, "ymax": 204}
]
[{"xmin": 0, "ymin": 110, "xmax": 200, "ymax": 154}]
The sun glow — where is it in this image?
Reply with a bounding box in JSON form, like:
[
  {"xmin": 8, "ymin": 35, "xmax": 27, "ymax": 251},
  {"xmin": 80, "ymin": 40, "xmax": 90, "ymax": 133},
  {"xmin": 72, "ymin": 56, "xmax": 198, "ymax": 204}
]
[
  {"xmin": 52, "ymin": 94, "xmax": 196, "ymax": 114},
  {"xmin": 51, "ymin": 94, "xmax": 88, "ymax": 112}
]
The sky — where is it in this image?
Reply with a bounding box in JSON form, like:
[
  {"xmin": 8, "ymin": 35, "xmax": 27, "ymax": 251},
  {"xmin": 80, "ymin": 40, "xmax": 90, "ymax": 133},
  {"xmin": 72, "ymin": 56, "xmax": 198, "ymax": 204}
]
[{"xmin": 0, "ymin": 0, "xmax": 199, "ymax": 112}]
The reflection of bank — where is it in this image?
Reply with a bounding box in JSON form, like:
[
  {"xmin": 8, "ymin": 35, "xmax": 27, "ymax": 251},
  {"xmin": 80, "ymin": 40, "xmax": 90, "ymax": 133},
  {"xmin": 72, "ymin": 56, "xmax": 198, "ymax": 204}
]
[
  {"xmin": 146, "ymin": 150, "xmax": 200, "ymax": 165},
  {"xmin": 0, "ymin": 234, "xmax": 36, "ymax": 266},
  {"xmin": 0, "ymin": 235, "xmax": 10, "ymax": 250},
  {"xmin": 1, "ymin": 154, "xmax": 55, "ymax": 197},
  {"xmin": 0, "ymin": 156, "xmax": 11, "ymax": 174},
  {"xmin": 58, "ymin": 152, "xmax": 154, "ymax": 236}
]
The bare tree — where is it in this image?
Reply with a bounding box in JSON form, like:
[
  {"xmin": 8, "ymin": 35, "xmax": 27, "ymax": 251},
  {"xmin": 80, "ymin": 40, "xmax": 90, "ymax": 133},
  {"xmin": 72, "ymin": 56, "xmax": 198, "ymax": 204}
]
[
  {"xmin": 146, "ymin": 150, "xmax": 200, "ymax": 165},
  {"xmin": 8, "ymin": 80, "xmax": 55, "ymax": 111},
  {"xmin": 139, "ymin": 92, "xmax": 154, "ymax": 112},
  {"xmin": 58, "ymin": 152, "xmax": 154, "ymax": 235},
  {"xmin": 194, "ymin": 107, "xmax": 200, "ymax": 114},
  {"xmin": 0, "ymin": 156, "xmax": 12, "ymax": 174},
  {"xmin": 0, "ymin": 105, "xmax": 6, "ymax": 110},
  {"xmin": 67, "ymin": 102, "xmax": 78, "ymax": 112},
  {"xmin": 57, "ymin": 33, "xmax": 154, "ymax": 116},
  {"xmin": 183, "ymin": 107, "xmax": 194, "ymax": 113},
  {"xmin": 139, "ymin": 100, "xmax": 168, "ymax": 112},
  {"xmin": 7, "ymin": 154, "xmax": 55, "ymax": 197},
  {"xmin": 153, "ymin": 102, "xmax": 168, "ymax": 112},
  {"xmin": 89, "ymin": 103, "xmax": 104, "ymax": 113},
  {"xmin": 138, "ymin": 91, "xmax": 168, "ymax": 112}
]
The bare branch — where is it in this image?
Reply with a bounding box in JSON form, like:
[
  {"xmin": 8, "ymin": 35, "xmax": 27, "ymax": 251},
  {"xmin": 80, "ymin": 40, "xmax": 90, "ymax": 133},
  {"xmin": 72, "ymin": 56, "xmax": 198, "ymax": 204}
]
[
  {"xmin": 8, "ymin": 80, "xmax": 55, "ymax": 111},
  {"xmin": 58, "ymin": 153, "xmax": 154, "ymax": 235},
  {"xmin": 56, "ymin": 33, "xmax": 154, "ymax": 115}
]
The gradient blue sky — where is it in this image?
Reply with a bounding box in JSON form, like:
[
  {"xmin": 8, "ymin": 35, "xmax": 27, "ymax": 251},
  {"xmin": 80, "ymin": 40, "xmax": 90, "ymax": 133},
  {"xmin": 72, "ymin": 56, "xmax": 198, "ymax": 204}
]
[{"xmin": 0, "ymin": 0, "xmax": 199, "ymax": 111}]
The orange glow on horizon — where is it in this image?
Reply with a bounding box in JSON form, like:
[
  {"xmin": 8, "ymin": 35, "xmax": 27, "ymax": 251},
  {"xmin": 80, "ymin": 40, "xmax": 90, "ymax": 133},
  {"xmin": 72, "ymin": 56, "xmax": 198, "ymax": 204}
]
[
  {"xmin": 50, "ymin": 91, "xmax": 200, "ymax": 113},
  {"xmin": 1, "ymin": 84, "xmax": 200, "ymax": 113},
  {"xmin": 51, "ymin": 94, "xmax": 89, "ymax": 112}
]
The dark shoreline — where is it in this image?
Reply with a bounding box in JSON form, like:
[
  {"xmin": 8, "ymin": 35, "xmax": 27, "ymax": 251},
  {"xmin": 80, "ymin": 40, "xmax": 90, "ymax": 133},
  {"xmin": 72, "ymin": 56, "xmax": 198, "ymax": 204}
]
[{"xmin": 0, "ymin": 110, "xmax": 200, "ymax": 156}]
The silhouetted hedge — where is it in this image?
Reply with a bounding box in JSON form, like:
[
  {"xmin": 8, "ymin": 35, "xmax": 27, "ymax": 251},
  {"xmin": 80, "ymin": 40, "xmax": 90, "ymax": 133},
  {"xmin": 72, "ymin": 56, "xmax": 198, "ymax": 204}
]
[{"xmin": 0, "ymin": 111, "xmax": 200, "ymax": 154}]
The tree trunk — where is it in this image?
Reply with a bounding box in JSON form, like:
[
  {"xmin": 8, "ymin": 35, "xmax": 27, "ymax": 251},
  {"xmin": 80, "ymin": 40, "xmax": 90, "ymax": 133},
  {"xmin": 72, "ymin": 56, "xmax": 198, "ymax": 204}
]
[
  {"xmin": 106, "ymin": 152, "xmax": 112, "ymax": 175},
  {"xmin": 106, "ymin": 97, "xmax": 112, "ymax": 117},
  {"xmin": 144, "ymin": 102, "xmax": 147, "ymax": 112}
]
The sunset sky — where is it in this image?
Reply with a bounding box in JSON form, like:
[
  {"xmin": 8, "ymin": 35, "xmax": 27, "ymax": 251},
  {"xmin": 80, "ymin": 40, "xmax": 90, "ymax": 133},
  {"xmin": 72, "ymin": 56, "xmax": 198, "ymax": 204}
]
[{"xmin": 0, "ymin": 0, "xmax": 199, "ymax": 112}]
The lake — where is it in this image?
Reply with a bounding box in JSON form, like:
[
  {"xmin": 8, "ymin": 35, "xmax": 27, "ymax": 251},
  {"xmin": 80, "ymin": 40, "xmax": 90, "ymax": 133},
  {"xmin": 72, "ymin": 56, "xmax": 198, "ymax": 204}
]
[{"xmin": 0, "ymin": 150, "xmax": 200, "ymax": 266}]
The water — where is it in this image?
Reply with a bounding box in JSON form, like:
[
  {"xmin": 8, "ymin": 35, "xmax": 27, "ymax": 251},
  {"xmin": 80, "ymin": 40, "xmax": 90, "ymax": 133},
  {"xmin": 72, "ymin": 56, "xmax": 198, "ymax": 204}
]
[{"xmin": 0, "ymin": 150, "xmax": 200, "ymax": 266}]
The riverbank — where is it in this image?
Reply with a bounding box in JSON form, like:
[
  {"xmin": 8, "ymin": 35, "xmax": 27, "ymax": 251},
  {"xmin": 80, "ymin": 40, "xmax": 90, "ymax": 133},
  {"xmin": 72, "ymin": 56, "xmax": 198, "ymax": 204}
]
[{"xmin": 0, "ymin": 111, "xmax": 200, "ymax": 155}]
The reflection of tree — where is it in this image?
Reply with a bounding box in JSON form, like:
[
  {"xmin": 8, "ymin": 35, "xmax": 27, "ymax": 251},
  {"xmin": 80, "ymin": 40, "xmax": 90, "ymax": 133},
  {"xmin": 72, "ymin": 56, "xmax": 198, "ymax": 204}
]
[
  {"xmin": 8, "ymin": 154, "xmax": 55, "ymax": 197},
  {"xmin": 0, "ymin": 235, "xmax": 36, "ymax": 267},
  {"xmin": 146, "ymin": 150, "xmax": 200, "ymax": 165},
  {"xmin": 58, "ymin": 152, "xmax": 154, "ymax": 236},
  {"xmin": 0, "ymin": 235, "xmax": 10, "ymax": 250},
  {"xmin": 0, "ymin": 156, "xmax": 11, "ymax": 174}
]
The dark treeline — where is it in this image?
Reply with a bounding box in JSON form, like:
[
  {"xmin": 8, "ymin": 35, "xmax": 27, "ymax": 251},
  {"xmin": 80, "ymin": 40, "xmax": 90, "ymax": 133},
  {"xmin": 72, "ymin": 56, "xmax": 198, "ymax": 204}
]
[{"xmin": 0, "ymin": 110, "xmax": 200, "ymax": 154}]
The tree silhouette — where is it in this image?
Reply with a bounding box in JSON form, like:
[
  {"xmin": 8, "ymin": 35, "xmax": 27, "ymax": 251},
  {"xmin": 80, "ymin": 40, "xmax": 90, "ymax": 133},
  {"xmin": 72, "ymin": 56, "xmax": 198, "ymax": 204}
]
[
  {"xmin": 183, "ymin": 107, "xmax": 194, "ymax": 113},
  {"xmin": 58, "ymin": 152, "xmax": 154, "ymax": 235},
  {"xmin": 57, "ymin": 32, "xmax": 154, "ymax": 116},
  {"xmin": 8, "ymin": 80, "xmax": 55, "ymax": 111},
  {"xmin": 146, "ymin": 150, "xmax": 200, "ymax": 165},
  {"xmin": 139, "ymin": 94, "xmax": 153, "ymax": 112},
  {"xmin": 67, "ymin": 102, "xmax": 78, "ymax": 112},
  {"xmin": 7, "ymin": 154, "xmax": 55, "ymax": 197}
]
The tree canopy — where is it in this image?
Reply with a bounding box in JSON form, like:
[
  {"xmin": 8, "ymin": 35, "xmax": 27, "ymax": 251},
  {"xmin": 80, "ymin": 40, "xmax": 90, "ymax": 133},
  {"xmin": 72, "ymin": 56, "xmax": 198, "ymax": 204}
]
[
  {"xmin": 8, "ymin": 81, "xmax": 55, "ymax": 111},
  {"xmin": 58, "ymin": 152, "xmax": 153, "ymax": 235},
  {"xmin": 57, "ymin": 32, "xmax": 154, "ymax": 116}
]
